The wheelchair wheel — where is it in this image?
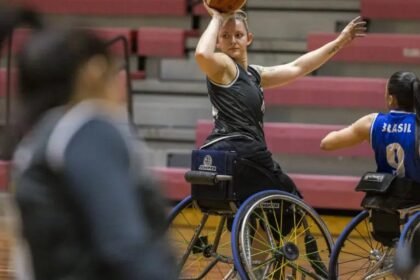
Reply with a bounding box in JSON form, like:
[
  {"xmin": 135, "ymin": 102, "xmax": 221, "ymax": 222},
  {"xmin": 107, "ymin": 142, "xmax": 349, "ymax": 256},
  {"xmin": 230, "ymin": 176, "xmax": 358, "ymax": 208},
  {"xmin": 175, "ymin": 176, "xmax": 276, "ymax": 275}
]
[
  {"xmin": 395, "ymin": 212, "xmax": 420, "ymax": 278},
  {"xmin": 168, "ymin": 196, "xmax": 236, "ymax": 280},
  {"xmin": 231, "ymin": 190, "xmax": 333, "ymax": 280},
  {"xmin": 329, "ymin": 210, "xmax": 398, "ymax": 279}
]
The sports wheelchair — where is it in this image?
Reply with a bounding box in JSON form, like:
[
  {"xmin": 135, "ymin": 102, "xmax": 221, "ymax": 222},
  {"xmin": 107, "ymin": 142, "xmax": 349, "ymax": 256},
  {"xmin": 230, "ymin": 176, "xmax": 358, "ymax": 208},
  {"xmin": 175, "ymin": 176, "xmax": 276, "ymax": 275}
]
[
  {"xmin": 168, "ymin": 150, "xmax": 333, "ymax": 280},
  {"xmin": 328, "ymin": 172, "xmax": 420, "ymax": 280}
]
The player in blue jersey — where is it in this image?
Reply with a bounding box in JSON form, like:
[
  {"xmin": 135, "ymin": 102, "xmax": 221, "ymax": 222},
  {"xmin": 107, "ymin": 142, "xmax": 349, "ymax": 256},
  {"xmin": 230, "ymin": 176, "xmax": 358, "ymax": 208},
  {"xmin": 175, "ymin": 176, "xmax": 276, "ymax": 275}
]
[
  {"xmin": 322, "ymin": 71, "xmax": 420, "ymax": 278},
  {"xmin": 320, "ymin": 71, "xmax": 420, "ymax": 182}
]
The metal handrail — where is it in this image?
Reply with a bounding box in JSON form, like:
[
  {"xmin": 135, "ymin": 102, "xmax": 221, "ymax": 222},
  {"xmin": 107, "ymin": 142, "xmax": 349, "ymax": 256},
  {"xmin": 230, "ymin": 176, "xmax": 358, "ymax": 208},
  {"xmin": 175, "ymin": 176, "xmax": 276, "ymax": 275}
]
[
  {"xmin": 104, "ymin": 35, "xmax": 134, "ymax": 124},
  {"xmin": 5, "ymin": 30, "xmax": 13, "ymax": 128}
]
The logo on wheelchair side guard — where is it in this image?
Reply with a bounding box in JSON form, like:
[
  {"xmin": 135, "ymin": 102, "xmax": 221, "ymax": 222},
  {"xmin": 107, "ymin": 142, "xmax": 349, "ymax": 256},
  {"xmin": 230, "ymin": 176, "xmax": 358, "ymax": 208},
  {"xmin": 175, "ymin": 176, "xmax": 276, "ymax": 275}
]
[
  {"xmin": 260, "ymin": 202, "xmax": 280, "ymax": 209},
  {"xmin": 364, "ymin": 173, "xmax": 385, "ymax": 182},
  {"xmin": 198, "ymin": 155, "xmax": 217, "ymax": 172}
]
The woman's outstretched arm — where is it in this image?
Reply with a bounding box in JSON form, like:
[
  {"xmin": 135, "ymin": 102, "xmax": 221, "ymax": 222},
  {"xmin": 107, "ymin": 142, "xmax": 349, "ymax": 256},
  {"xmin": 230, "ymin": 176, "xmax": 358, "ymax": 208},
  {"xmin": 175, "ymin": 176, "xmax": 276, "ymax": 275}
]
[
  {"xmin": 320, "ymin": 113, "xmax": 376, "ymax": 151},
  {"xmin": 253, "ymin": 17, "xmax": 367, "ymax": 88}
]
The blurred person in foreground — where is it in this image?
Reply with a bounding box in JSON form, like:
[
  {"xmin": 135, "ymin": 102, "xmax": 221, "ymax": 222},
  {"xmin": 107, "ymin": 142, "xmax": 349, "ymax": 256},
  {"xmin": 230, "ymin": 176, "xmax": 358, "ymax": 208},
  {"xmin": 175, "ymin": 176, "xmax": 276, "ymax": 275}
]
[
  {"xmin": 195, "ymin": 0, "xmax": 366, "ymax": 196},
  {"xmin": 0, "ymin": 5, "xmax": 176, "ymax": 280}
]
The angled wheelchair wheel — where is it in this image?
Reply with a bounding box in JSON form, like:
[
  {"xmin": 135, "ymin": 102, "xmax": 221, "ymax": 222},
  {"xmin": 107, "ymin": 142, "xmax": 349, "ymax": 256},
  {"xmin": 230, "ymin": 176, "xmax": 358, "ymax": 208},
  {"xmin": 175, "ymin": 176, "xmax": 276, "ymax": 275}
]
[
  {"xmin": 168, "ymin": 196, "xmax": 236, "ymax": 280},
  {"xmin": 329, "ymin": 210, "xmax": 399, "ymax": 279},
  {"xmin": 395, "ymin": 212, "xmax": 420, "ymax": 278},
  {"xmin": 231, "ymin": 190, "xmax": 333, "ymax": 280}
]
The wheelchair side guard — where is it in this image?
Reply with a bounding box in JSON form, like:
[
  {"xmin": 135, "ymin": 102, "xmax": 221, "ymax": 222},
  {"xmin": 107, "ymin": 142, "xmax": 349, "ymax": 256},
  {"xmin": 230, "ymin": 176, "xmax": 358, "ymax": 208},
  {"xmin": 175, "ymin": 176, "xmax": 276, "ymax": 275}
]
[{"xmin": 355, "ymin": 172, "xmax": 396, "ymax": 193}]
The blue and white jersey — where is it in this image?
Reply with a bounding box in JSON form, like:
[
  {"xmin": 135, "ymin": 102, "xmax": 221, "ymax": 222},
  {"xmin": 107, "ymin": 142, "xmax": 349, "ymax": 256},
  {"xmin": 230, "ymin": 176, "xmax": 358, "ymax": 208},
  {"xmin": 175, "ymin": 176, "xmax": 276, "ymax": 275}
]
[{"xmin": 371, "ymin": 111, "xmax": 420, "ymax": 182}]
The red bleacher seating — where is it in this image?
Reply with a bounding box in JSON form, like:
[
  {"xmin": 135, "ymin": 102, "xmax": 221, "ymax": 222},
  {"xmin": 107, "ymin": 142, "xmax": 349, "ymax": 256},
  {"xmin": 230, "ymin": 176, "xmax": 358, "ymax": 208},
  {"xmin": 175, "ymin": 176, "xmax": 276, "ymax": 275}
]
[
  {"xmin": 137, "ymin": 28, "xmax": 187, "ymax": 58},
  {"xmin": 192, "ymin": 3, "xmax": 207, "ymax": 16},
  {"xmin": 361, "ymin": 0, "xmax": 420, "ymax": 20},
  {"xmin": 196, "ymin": 120, "xmax": 373, "ymax": 158},
  {"xmin": 265, "ymin": 76, "xmax": 386, "ymax": 109},
  {"xmin": 308, "ymin": 33, "xmax": 420, "ymax": 64},
  {"xmin": 152, "ymin": 167, "xmax": 363, "ymax": 210},
  {"xmin": 91, "ymin": 28, "xmax": 146, "ymax": 80},
  {"xmin": 0, "ymin": 160, "xmax": 363, "ymax": 209},
  {"xmin": 1, "ymin": 28, "xmax": 133, "ymax": 56},
  {"xmin": 0, "ymin": 68, "xmax": 141, "ymax": 100},
  {"xmin": 22, "ymin": 0, "xmax": 188, "ymax": 16},
  {"xmin": 91, "ymin": 28, "xmax": 134, "ymax": 56}
]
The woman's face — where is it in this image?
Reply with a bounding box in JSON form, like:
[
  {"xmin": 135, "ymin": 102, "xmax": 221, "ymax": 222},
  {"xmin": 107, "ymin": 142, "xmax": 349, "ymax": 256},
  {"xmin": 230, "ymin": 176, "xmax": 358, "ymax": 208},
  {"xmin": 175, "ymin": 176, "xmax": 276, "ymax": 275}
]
[{"xmin": 217, "ymin": 18, "xmax": 253, "ymax": 60}]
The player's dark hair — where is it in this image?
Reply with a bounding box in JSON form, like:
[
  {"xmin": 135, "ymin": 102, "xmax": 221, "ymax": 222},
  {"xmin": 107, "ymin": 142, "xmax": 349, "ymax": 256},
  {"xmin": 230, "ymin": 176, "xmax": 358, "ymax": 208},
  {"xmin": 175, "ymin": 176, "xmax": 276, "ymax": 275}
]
[
  {"xmin": 387, "ymin": 71, "xmax": 418, "ymax": 113},
  {"xmin": 412, "ymin": 78, "xmax": 420, "ymax": 122}
]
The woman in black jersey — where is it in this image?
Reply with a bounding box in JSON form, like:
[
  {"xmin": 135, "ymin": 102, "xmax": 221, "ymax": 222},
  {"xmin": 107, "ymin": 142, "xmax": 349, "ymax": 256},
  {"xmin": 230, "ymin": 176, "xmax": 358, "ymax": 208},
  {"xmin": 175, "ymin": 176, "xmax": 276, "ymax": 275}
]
[
  {"xmin": 0, "ymin": 5, "xmax": 175, "ymax": 280},
  {"xmin": 195, "ymin": 1, "xmax": 366, "ymax": 194}
]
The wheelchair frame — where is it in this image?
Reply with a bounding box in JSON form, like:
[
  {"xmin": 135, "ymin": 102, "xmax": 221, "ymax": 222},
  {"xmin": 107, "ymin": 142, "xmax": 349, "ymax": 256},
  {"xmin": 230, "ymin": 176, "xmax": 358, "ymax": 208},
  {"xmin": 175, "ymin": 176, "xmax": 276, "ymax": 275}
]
[{"xmin": 168, "ymin": 149, "xmax": 333, "ymax": 280}]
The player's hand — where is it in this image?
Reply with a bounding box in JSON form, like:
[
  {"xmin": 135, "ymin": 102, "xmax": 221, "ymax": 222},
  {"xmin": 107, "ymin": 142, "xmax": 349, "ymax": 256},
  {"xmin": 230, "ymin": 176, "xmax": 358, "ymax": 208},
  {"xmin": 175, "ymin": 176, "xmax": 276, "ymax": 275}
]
[
  {"xmin": 202, "ymin": 0, "xmax": 229, "ymax": 21},
  {"xmin": 203, "ymin": 0, "xmax": 220, "ymax": 17},
  {"xmin": 336, "ymin": 16, "xmax": 367, "ymax": 47}
]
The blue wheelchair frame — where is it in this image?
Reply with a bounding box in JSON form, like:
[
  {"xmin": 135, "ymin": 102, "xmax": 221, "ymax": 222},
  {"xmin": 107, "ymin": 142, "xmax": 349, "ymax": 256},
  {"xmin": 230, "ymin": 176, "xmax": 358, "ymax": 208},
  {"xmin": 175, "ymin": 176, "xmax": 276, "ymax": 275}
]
[{"xmin": 169, "ymin": 149, "xmax": 333, "ymax": 280}]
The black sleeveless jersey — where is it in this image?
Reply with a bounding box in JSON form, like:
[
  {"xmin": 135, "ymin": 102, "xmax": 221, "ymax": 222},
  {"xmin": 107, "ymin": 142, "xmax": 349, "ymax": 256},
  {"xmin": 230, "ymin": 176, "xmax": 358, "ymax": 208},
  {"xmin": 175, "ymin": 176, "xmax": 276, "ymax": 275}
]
[{"xmin": 205, "ymin": 63, "xmax": 266, "ymax": 145}]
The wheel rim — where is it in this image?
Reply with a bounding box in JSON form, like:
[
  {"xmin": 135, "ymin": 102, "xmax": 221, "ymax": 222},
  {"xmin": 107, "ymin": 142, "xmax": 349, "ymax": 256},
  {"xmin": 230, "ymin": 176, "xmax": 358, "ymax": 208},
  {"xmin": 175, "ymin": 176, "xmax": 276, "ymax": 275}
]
[{"xmin": 238, "ymin": 192, "xmax": 332, "ymax": 280}]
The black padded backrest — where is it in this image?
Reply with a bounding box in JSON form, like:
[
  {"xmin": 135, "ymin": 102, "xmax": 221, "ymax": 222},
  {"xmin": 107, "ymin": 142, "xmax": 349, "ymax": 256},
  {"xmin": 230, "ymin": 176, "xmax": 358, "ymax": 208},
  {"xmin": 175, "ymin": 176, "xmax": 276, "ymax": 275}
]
[
  {"xmin": 190, "ymin": 149, "xmax": 237, "ymax": 212},
  {"xmin": 360, "ymin": 173, "xmax": 420, "ymax": 210}
]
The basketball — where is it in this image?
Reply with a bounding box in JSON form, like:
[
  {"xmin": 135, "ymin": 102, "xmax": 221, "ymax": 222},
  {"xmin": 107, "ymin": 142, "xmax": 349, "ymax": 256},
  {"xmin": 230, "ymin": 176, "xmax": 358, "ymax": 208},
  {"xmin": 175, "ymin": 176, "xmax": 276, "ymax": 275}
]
[{"xmin": 206, "ymin": 0, "xmax": 246, "ymax": 13}]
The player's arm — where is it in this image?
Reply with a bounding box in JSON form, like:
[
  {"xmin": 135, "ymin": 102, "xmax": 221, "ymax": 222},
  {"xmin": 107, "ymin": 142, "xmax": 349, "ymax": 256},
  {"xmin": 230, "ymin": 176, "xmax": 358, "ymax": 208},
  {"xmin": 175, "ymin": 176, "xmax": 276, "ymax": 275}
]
[
  {"xmin": 195, "ymin": 1, "xmax": 237, "ymax": 85},
  {"xmin": 320, "ymin": 113, "xmax": 377, "ymax": 151},
  {"xmin": 253, "ymin": 17, "xmax": 366, "ymax": 89}
]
